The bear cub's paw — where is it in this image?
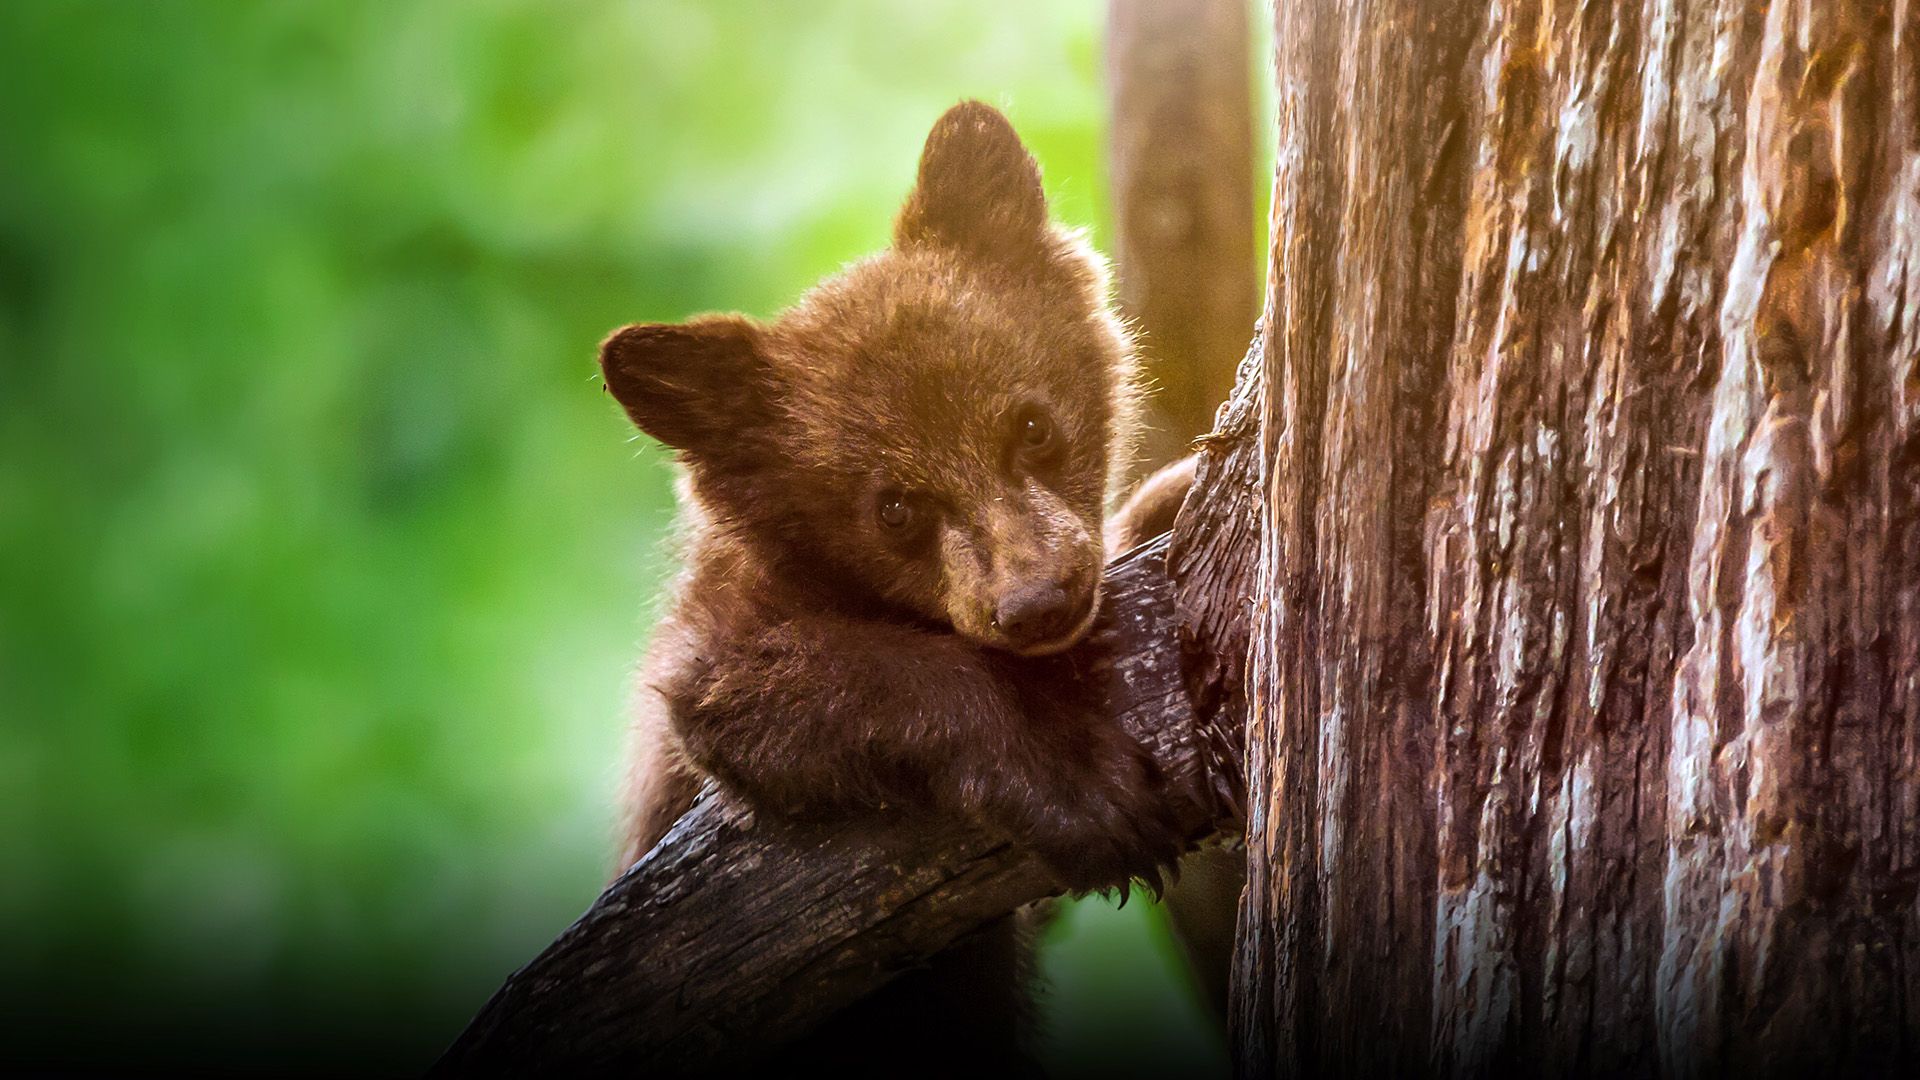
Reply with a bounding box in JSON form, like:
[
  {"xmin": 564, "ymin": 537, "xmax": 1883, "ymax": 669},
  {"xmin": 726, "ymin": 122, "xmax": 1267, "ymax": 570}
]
[{"xmin": 983, "ymin": 725, "xmax": 1187, "ymax": 897}]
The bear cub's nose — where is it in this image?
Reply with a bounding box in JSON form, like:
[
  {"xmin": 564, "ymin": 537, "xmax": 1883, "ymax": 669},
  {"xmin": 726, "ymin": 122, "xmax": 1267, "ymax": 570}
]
[{"xmin": 994, "ymin": 578, "xmax": 1092, "ymax": 649}]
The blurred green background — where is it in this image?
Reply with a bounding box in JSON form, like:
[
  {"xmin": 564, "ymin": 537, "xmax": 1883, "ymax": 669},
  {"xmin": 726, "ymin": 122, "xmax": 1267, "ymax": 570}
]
[{"xmin": 0, "ymin": 1, "xmax": 1262, "ymax": 1072}]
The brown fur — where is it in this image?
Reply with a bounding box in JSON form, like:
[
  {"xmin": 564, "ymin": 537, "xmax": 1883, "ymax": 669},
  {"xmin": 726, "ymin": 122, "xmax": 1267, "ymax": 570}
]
[
  {"xmin": 603, "ymin": 102, "xmax": 1182, "ymax": 894},
  {"xmin": 1106, "ymin": 452, "xmax": 1199, "ymax": 558}
]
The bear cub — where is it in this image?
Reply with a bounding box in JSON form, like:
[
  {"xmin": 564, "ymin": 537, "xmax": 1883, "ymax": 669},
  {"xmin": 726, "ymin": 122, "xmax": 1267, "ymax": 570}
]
[{"xmin": 602, "ymin": 101, "xmax": 1182, "ymax": 892}]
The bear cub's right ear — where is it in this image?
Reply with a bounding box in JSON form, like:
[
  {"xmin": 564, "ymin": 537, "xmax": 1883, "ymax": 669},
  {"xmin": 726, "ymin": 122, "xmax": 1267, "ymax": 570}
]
[{"xmin": 599, "ymin": 315, "xmax": 767, "ymax": 454}]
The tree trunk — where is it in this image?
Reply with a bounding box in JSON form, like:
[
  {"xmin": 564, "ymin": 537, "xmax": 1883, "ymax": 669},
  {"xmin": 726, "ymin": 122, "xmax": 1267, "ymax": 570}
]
[
  {"xmin": 1107, "ymin": 0, "xmax": 1261, "ymax": 469},
  {"xmin": 1235, "ymin": 0, "xmax": 1920, "ymax": 1075}
]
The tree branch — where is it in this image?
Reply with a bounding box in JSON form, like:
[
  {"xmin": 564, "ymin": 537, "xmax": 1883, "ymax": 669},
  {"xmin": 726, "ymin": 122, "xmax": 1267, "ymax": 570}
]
[{"xmin": 435, "ymin": 532, "xmax": 1237, "ymax": 1073}]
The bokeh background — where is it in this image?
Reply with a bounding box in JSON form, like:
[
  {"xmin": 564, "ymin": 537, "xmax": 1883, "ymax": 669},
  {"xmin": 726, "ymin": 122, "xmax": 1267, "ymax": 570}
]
[{"xmin": 0, "ymin": 1, "xmax": 1266, "ymax": 1072}]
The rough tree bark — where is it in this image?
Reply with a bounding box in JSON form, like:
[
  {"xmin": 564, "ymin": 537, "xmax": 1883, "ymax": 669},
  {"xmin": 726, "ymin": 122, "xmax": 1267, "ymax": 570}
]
[{"xmin": 1236, "ymin": 0, "xmax": 1920, "ymax": 1075}]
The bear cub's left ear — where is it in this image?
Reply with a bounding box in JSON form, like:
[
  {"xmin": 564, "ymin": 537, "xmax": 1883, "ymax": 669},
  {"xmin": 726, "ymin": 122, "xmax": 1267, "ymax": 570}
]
[
  {"xmin": 599, "ymin": 315, "xmax": 767, "ymax": 456},
  {"xmin": 894, "ymin": 100, "xmax": 1049, "ymax": 266}
]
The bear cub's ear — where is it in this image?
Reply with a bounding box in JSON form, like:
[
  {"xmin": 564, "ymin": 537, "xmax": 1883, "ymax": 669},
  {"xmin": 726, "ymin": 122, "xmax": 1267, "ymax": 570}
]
[
  {"xmin": 599, "ymin": 315, "xmax": 767, "ymax": 455},
  {"xmin": 894, "ymin": 100, "xmax": 1048, "ymax": 265}
]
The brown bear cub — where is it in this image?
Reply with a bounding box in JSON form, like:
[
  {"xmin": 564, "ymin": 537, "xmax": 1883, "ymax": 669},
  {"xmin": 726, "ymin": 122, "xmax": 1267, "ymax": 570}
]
[{"xmin": 601, "ymin": 101, "xmax": 1182, "ymax": 895}]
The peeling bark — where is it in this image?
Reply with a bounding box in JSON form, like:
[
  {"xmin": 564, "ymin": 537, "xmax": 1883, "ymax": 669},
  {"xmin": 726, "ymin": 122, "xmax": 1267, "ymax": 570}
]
[{"xmin": 1238, "ymin": 0, "xmax": 1920, "ymax": 1075}]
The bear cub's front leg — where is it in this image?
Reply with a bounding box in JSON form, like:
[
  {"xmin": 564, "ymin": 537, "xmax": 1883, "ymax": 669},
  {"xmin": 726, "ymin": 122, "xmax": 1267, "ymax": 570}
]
[{"xmin": 656, "ymin": 598, "xmax": 1182, "ymax": 892}]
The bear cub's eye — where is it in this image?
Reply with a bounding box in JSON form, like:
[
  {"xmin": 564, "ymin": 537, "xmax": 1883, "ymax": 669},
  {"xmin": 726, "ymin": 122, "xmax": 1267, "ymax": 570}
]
[
  {"xmin": 877, "ymin": 490, "xmax": 916, "ymax": 531},
  {"xmin": 1013, "ymin": 403, "xmax": 1057, "ymax": 457}
]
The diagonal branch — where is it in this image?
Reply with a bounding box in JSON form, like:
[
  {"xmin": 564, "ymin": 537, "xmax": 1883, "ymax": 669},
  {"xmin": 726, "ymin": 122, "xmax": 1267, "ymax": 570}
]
[{"xmin": 435, "ymin": 535, "xmax": 1217, "ymax": 1073}]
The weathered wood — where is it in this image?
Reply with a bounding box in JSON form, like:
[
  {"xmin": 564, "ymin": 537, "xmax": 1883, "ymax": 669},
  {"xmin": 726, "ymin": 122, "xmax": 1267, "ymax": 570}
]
[
  {"xmin": 1172, "ymin": 328, "xmax": 1265, "ymax": 778},
  {"xmin": 1239, "ymin": 0, "xmax": 1920, "ymax": 1075},
  {"xmin": 1107, "ymin": 0, "xmax": 1260, "ymax": 470},
  {"xmin": 1154, "ymin": 327, "xmax": 1265, "ymax": 1030},
  {"xmin": 436, "ymin": 532, "xmax": 1246, "ymax": 1074}
]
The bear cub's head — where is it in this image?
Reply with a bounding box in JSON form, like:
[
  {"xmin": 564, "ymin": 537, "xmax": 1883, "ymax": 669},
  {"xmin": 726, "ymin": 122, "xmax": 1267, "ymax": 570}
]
[{"xmin": 601, "ymin": 102, "xmax": 1137, "ymax": 656}]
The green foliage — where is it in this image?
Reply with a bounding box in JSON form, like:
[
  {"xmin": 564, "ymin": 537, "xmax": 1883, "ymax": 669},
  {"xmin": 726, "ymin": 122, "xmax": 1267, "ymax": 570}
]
[{"xmin": 0, "ymin": 1, "xmax": 1247, "ymax": 1070}]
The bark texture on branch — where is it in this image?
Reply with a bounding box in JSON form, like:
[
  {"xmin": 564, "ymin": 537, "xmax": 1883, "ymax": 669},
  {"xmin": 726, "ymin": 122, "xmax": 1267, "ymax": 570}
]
[
  {"xmin": 1240, "ymin": 0, "xmax": 1920, "ymax": 1075},
  {"xmin": 437, "ymin": 525, "xmax": 1252, "ymax": 1074},
  {"xmin": 1107, "ymin": 0, "xmax": 1260, "ymax": 470}
]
